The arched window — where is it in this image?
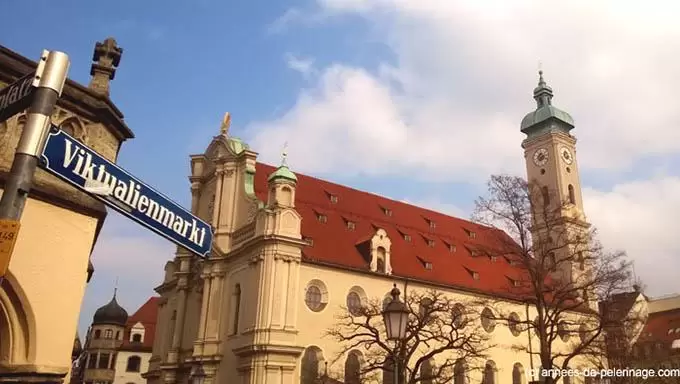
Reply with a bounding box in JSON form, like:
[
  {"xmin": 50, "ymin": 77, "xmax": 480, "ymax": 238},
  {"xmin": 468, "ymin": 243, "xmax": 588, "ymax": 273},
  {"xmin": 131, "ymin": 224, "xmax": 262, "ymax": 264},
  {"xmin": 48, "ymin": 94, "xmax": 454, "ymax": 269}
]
[
  {"xmin": 420, "ymin": 359, "xmax": 434, "ymax": 384},
  {"xmin": 568, "ymin": 184, "xmax": 575, "ymax": 204},
  {"xmin": 104, "ymin": 329, "xmax": 113, "ymax": 339},
  {"xmin": 512, "ymin": 363, "xmax": 525, "ymax": 384},
  {"xmin": 344, "ymin": 350, "xmax": 361, "ymax": 384},
  {"xmin": 301, "ymin": 346, "xmax": 324, "ymax": 384},
  {"xmin": 132, "ymin": 333, "xmax": 142, "ymax": 343},
  {"xmin": 232, "ymin": 284, "xmax": 241, "ymax": 334},
  {"xmin": 454, "ymin": 359, "xmax": 466, "ymax": 384},
  {"xmin": 376, "ymin": 247, "xmax": 387, "ymax": 273},
  {"xmin": 483, "ymin": 361, "xmax": 496, "ymax": 384},
  {"xmin": 126, "ymin": 355, "xmax": 141, "ymax": 372},
  {"xmin": 94, "ymin": 330, "xmax": 101, "ymax": 339}
]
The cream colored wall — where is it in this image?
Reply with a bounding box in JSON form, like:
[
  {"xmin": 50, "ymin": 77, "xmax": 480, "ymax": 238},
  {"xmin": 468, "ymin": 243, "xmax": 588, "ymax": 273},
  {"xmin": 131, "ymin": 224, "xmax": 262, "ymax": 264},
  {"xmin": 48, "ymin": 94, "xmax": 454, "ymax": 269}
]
[
  {"xmin": 296, "ymin": 262, "xmax": 596, "ymax": 383},
  {"xmin": 649, "ymin": 295, "xmax": 680, "ymax": 314},
  {"xmin": 113, "ymin": 350, "xmax": 152, "ymax": 384},
  {"xmin": 0, "ymin": 193, "xmax": 97, "ymax": 375}
]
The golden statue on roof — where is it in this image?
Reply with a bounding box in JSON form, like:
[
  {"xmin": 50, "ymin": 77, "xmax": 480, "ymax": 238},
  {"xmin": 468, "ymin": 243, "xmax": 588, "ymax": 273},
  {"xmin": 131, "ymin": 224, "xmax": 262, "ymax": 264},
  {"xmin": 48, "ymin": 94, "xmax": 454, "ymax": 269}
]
[{"xmin": 220, "ymin": 112, "xmax": 231, "ymax": 135}]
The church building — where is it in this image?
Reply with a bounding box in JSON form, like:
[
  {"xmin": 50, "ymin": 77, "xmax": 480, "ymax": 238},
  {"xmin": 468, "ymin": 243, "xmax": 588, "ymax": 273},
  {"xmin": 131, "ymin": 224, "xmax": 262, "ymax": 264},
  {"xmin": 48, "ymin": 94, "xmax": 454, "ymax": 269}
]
[{"xmin": 144, "ymin": 72, "xmax": 597, "ymax": 384}]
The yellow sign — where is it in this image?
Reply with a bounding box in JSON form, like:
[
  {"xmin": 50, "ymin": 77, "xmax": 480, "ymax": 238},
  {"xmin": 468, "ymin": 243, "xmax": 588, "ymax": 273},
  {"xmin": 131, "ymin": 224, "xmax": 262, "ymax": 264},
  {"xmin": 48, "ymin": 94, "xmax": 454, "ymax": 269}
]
[{"xmin": 0, "ymin": 219, "xmax": 21, "ymax": 277}]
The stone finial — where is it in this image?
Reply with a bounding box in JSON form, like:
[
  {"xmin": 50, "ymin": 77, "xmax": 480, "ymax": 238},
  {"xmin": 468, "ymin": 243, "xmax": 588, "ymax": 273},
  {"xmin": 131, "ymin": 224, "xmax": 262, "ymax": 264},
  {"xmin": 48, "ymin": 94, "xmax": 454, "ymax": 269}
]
[
  {"xmin": 220, "ymin": 112, "xmax": 231, "ymax": 135},
  {"xmin": 88, "ymin": 37, "xmax": 123, "ymax": 96},
  {"xmin": 281, "ymin": 141, "xmax": 288, "ymax": 166}
]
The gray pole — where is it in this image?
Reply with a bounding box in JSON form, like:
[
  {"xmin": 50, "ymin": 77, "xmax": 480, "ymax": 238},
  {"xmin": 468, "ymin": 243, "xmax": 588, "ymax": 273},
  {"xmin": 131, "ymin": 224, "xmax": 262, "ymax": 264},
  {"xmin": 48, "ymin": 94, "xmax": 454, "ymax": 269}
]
[
  {"xmin": 0, "ymin": 51, "xmax": 69, "ymax": 279},
  {"xmin": 0, "ymin": 50, "xmax": 69, "ymax": 220}
]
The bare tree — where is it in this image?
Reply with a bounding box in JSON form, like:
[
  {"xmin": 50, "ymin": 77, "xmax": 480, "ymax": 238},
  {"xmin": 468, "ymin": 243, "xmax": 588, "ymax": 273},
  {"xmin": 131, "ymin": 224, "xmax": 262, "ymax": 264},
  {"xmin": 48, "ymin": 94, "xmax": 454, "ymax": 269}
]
[
  {"xmin": 471, "ymin": 175, "xmax": 639, "ymax": 384},
  {"xmin": 325, "ymin": 287, "xmax": 493, "ymax": 384}
]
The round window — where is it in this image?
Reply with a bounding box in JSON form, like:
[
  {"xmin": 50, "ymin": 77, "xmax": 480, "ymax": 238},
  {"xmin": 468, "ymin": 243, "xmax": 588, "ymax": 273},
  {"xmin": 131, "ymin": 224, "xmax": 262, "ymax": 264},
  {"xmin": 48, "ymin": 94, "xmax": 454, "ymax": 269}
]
[
  {"xmin": 347, "ymin": 291, "xmax": 362, "ymax": 316},
  {"xmin": 305, "ymin": 285, "xmax": 323, "ymax": 312}
]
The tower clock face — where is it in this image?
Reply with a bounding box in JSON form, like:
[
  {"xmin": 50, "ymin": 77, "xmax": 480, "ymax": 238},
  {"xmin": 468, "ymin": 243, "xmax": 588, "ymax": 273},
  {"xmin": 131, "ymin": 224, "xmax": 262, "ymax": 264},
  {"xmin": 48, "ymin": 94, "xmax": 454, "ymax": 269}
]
[
  {"xmin": 560, "ymin": 147, "xmax": 574, "ymax": 165},
  {"xmin": 532, "ymin": 148, "xmax": 549, "ymax": 167}
]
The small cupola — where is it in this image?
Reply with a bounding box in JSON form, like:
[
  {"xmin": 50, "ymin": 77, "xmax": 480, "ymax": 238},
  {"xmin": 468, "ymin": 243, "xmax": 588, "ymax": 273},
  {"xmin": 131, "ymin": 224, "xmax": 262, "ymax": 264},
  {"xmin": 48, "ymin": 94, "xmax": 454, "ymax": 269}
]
[
  {"xmin": 92, "ymin": 289, "xmax": 128, "ymax": 326},
  {"xmin": 267, "ymin": 144, "xmax": 297, "ymax": 208}
]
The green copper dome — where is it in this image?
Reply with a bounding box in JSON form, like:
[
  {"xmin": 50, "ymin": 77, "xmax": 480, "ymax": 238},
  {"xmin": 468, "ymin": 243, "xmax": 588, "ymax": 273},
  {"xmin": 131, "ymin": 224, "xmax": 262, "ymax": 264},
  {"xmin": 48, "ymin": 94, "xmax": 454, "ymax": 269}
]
[
  {"xmin": 520, "ymin": 71, "xmax": 574, "ymax": 136},
  {"xmin": 227, "ymin": 137, "xmax": 249, "ymax": 155},
  {"xmin": 268, "ymin": 165, "xmax": 297, "ymax": 182}
]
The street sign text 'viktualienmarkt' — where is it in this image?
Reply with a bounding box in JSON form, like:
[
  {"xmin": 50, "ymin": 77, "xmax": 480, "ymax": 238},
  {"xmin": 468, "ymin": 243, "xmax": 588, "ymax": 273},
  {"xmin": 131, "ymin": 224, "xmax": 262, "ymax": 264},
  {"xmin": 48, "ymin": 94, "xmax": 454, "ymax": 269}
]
[{"xmin": 40, "ymin": 127, "xmax": 213, "ymax": 257}]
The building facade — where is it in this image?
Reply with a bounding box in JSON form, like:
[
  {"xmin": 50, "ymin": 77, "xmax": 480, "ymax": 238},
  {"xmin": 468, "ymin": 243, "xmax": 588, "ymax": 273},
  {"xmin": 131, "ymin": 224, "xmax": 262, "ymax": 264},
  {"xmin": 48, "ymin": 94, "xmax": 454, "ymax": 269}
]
[
  {"xmin": 144, "ymin": 74, "xmax": 599, "ymax": 384},
  {"xmin": 0, "ymin": 39, "xmax": 134, "ymax": 383},
  {"xmin": 72, "ymin": 295, "xmax": 159, "ymax": 384}
]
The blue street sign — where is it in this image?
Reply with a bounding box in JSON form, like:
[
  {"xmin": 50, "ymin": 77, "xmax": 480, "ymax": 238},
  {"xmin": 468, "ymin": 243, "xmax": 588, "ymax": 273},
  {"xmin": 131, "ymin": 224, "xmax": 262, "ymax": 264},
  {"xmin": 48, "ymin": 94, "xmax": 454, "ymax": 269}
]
[{"xmin": 40, "ymin": 127, "xmax": 213, "ymax": 257}]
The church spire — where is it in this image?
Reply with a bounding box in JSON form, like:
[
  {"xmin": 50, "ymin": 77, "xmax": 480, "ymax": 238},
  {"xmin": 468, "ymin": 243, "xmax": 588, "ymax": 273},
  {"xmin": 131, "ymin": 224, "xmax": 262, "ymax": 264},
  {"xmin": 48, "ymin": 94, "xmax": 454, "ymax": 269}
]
[
  {"xmin": 520, "ymin": 68, "xmax": 574, "ymax": 137},
  {"xmin": 533, "ymin": 70, "xmax": 554, "ymax": 108}
]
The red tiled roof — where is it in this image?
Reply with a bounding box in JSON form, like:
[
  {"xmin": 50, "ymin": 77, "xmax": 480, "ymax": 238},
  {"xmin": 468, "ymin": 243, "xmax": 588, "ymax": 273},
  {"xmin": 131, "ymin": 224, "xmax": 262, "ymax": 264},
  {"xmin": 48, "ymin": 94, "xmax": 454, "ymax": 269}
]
[
  {"xmin": 120, "ymin": 297, "xmax": 160, "ymax": 351},
  {"xmin": 254, "ymin": 163, "xmax": 532, "ymax": 301},
  {"xmin": 638, "ymin": 308, "xmax": 680, "ymax": 343}
]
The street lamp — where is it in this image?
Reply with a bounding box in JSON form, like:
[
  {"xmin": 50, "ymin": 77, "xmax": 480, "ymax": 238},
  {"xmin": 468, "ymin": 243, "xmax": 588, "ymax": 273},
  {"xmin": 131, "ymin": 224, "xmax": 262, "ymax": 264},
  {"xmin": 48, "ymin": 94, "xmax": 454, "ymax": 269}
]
[
  {"xmin": 191, "ymin": 364, "xmax": 206, "ymax": 384},
  {"xmin": 383, "ymin": 284, "xmax": 409, "ymax": 384},
  {"xmin": 383, "ymin": 284, "xmax": 409, "ymax": 340}
]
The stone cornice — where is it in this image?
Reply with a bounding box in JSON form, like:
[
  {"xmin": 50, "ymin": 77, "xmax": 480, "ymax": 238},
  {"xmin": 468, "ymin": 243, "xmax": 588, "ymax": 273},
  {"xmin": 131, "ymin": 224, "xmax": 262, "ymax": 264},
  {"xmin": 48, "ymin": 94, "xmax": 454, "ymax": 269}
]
[{"xmin": 232, "ymin": 343, "xmax": 305, "ymax": 358}]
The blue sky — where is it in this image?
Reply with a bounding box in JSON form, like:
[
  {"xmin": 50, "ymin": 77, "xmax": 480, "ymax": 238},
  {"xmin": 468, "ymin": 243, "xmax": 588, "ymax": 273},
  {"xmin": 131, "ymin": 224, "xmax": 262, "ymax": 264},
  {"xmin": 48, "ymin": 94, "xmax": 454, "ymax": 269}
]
[{"xmin": 3, "ymin": 0, "xmax": 680, "ymax": 338}]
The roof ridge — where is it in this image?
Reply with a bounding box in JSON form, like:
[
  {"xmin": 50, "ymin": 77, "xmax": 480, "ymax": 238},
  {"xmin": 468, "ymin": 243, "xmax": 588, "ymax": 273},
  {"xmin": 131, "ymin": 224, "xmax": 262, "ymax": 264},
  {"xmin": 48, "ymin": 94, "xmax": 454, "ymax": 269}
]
[{"xmin": 258, "ymin": 162, "xmax": 479, "ymax": 226}]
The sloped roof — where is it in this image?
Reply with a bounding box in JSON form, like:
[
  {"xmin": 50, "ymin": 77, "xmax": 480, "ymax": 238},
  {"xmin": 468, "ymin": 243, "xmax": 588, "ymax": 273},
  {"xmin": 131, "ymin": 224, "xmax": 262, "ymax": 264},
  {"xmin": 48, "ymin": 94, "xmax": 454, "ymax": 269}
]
[
  {"xmin": 637, "ymin": 308, "xmax": 680, "ymax": 344},
  {"xmin": 600, "ymin": 291, "xmax": 642, "ymax": 322},
  {"xmin": 254, "ymin": 163, "xmax": 532, "ymax": 301},
  {"xmin": 120, "ymin": 297, "xmax": 160, "ymax": 351}
]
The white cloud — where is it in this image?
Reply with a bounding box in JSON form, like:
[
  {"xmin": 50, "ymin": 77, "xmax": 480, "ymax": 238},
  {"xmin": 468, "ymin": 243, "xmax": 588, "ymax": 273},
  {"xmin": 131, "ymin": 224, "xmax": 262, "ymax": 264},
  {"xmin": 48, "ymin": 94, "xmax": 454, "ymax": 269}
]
[
  {"xmin": 250, "ymin": 0, "xmax": 680, "ymax": 181},
  {"xmin": 285, "ymin": 53, "xmax": 317, "ymax": 78},
  {"xmin": 90, "ymin": 214, "xmax": 172, "ymax": 283},
  {"xmin": 584, "ymin": 177, "xmax": 680, "ymax": 297},
  {"xmin": 248, "ymin": 0, "xmax": 680, "ymax": 296}
]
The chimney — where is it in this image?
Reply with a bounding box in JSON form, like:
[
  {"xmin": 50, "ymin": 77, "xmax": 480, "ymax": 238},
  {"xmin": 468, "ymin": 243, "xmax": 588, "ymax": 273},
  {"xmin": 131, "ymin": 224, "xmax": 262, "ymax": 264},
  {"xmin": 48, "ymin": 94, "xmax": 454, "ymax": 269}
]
[{"xmin": 88, "ymin": 37, "xmax": 123, "ymax": 97}]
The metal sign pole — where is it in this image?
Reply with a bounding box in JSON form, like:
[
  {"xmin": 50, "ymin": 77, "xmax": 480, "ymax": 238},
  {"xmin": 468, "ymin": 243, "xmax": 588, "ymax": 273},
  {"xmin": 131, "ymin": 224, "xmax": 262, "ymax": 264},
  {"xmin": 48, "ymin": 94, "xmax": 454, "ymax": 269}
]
[{"xmin": 0, "ymin": 50, "xmax": 70, "ymax": 280}]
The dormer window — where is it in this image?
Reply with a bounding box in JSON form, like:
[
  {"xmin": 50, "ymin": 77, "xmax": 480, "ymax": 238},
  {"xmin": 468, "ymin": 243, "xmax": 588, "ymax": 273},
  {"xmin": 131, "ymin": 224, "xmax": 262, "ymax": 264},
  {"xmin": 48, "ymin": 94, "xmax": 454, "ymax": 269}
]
[
  {"xmin": 425, "ymin": 218, "xmax": 436, "ymax": 229},
  {"xmin": 417, "ymin": 256, "xmax": 432, "ymax": 270},
  {"xmin": 427, "ymin": 239, "xmax": 435, "ymax": 247},
  {"xmin": 490, "ymin": 255, "xmax": 497, "ymax": 262},
  {"xmin": 303, "ymin": 236, "xmax": 314, "ymax": 246},
  {"xmin": 404, "ymin": 234, "xmax": 411, "ymax": 242},
  {"xmin": 466, "ymin": 246, "xmax": 478, "ymax": 257},
  {"xmin": 317, "ymin": 214, "xmax": 327, "ymax": 223},
  {"xmin": 330, "ymin": 194, "xmax": 338, "ymax": 204},
  {"xmin": 447, "ymin": 243, "xmax": 456, "ymax": 253},
  {"xmin": 132, "ymin": 333, "xmax": 142, "ymax": 343},
  {"xmin": 346, "ymin": 220, "xmax": 356, "ymax": 230},
  {"xmin": 381, "ymin": 206, "xmax": 393, "ymax": 216},
  {"xmin": 465, "ymin": 229, "xmax": 476, "ymax": 239}
]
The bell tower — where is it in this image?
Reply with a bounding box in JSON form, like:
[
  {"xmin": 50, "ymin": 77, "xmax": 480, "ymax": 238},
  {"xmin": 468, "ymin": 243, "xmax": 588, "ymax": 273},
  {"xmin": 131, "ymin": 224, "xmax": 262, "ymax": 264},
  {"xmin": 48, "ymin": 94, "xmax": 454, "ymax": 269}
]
[{"xmin": 520, "ymin": 71, "xmax": 592, "ymax": 298}]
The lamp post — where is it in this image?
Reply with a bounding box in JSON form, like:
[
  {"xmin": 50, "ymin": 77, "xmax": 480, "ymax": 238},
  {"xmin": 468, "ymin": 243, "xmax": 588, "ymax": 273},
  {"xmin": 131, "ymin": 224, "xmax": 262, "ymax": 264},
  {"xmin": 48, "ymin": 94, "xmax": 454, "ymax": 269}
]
[
  {"xmin": 191, "ymin": 364, "xmax": 206, "ymax": 384},
  {"xmin": 383, "ymin": 284, "xmax": 409, "ymax": 384}
]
